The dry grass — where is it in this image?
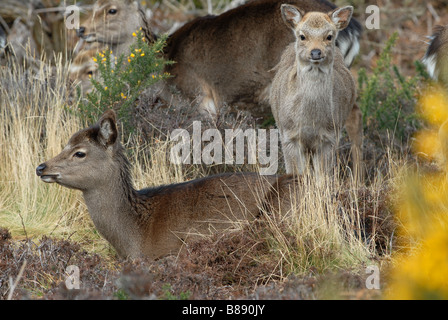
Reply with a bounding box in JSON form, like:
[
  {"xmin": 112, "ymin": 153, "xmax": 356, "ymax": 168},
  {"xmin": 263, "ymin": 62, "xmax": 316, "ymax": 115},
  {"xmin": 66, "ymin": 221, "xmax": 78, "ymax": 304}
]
[{"xmin": 0, "ymin": 54, "xmax": 85, "ymax": 239}]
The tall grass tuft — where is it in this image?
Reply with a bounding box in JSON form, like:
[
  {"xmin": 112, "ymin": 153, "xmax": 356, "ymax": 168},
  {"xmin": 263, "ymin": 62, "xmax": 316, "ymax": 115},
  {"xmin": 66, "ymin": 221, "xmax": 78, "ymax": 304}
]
[
  {"xmin": 0, "ymin": 54, "xmax": 87, "ymax": 240},
  {"xmin": 255, "ymin": 167, "xmax": 382, "ymax": 278}
]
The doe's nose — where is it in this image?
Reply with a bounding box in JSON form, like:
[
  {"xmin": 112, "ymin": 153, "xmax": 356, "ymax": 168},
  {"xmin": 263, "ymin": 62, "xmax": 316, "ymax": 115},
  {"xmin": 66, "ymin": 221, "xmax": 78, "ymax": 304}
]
[
  {"xmin": 36, "ymin": 163, "xmax": 46, "ymax": 176},
  {"xmin": 310, "ymin": 49, "xmax": 322, "ymax": 60},
  {"xmin": 76, "ymin": 26, "xmax": 85, "ymax": 37}
]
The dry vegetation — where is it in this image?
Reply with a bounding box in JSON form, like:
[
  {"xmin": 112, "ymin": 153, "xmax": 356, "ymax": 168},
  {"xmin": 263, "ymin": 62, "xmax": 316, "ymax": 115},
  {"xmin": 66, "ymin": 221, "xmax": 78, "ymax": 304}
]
[{"xmin": 0, "ymin": 0, "xmax": 446, "ymax": 300}]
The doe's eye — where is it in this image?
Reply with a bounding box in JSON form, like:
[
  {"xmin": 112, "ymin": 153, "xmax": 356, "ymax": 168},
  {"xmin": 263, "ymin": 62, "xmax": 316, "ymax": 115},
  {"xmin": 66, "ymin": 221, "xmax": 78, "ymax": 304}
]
[
  {"xmin": 300, "ymin": 35, "xmax": 306, "ymax": 41},
  {"xmin": 108, "ymin": 8, "xmax": 117, "ymax": 14},
  {"xmin": 74, "ymin": 152, "xmax": 86, "ymax": 158},
  {"xmin": 327, "ymin": 35, "xmax": 333, "ymax": 41}
]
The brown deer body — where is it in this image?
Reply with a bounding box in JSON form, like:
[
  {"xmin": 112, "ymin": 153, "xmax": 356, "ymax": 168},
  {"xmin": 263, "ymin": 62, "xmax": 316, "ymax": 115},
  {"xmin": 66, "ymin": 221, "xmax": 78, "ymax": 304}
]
[
  {"xmin": 36, "ymin": 110, "xmax": 293, "ymax": 259},
  {"xmin": 269, "ymin": 5, "xmax": 361, "ymax": 178},
  {"xmin": 76, "ymin": 0, "xmax": 361, "ymax": 117}
]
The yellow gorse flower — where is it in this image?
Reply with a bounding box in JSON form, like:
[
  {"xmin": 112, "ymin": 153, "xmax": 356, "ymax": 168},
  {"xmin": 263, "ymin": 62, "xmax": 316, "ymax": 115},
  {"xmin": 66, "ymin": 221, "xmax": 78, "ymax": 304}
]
[
  {"xmin": 413, "ymin": 85, "xmax": 448, "ymax": 162},
  {"xmin": 413, "ymin": 129, "xmax": 440, "ymax": 160},
  {"xmin": 418, "ymin": 87, "xmax": 448, "ymax": 126},
  {"xmin": 387, "ymin": 85, "xmax": 448, "ymax": 299}
]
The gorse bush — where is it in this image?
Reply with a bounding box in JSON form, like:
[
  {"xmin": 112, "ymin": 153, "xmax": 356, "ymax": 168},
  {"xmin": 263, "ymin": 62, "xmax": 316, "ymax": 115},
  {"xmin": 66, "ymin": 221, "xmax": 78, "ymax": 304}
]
[
  {"xmin": 75, "ymin": 30, "xmax": 172, "ymax": 129},
  {"xmin": 387, "ymin": 86, "xmax": 448, "ymax": 299},
  {"xmin": 357, "ymin": 32, "xmax": 426, "ymax": 142}
]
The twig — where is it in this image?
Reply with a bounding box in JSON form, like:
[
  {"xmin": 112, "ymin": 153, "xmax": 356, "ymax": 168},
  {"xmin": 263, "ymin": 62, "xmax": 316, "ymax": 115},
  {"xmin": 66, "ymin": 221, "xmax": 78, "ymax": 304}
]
[
  {"xmin": 427, "ymin": 3, "xmax": 440, "ymax": 23},
  {"xmin": 18, "ymin": 211, "xmax": 28, "ymax": 241},
  {"xmin": 0, "ymin": 15, "xmax": 10, "ymax": 34},
  {"xmin": 7, "ymin": 259, "xmax": 27, "ymax": 300}
]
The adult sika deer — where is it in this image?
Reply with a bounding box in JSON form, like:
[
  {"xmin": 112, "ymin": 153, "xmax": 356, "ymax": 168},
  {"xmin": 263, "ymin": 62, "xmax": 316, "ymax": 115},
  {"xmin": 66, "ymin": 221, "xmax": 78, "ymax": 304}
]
[
  {"xmin": 270, "ymin": 5, "xmax": 362, "ymax": 179},
  {"xmin": 36, "ymin": 110, "xmax": 293, "ymax": 259}
]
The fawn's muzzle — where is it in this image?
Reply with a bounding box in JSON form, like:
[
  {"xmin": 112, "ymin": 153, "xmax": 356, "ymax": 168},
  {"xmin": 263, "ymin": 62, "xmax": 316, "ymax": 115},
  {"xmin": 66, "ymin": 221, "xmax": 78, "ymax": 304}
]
[{"xmin": 310, "ymin": 49, "xmax": 322, "ymax": 60}]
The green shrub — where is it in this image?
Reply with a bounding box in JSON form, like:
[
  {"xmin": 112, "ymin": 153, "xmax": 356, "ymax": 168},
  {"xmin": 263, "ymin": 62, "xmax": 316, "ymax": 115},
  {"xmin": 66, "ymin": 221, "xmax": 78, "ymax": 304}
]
[
  {"xmin": 357, "ymin": 32, "xmax": 426, "ymax": 142},
  {"xmin": 75, "ymin": 30, "xmax": 172, "ymax": 130}
]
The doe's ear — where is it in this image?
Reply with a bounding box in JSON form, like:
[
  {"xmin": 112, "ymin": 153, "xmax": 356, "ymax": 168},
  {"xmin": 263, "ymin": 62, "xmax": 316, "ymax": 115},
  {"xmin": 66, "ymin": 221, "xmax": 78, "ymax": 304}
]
[
  {"xmin": 96, "ymin": 110, "xmax": 118, "ymax": 147},
  {"xmin": 281, "ymin": 4, "xmax": 305, "ymax": 30},
  {"xmin": 330, "ymin": 6, "xmax": 353, "ymax": 30}
]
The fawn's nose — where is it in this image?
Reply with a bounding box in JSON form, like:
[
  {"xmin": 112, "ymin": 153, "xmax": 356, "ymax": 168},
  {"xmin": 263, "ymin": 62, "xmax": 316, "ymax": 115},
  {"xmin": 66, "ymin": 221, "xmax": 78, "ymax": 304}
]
[
  {"xmin": 310, "ymin": 49, "xmax": 322, "ymax": 60},
  {"xmin": 36, "ymin": 163, "xmax": 46, "ymax": 176},
  {"xmin": 76, "ymin": 27, "xmax": 85, "ymax": 37}
]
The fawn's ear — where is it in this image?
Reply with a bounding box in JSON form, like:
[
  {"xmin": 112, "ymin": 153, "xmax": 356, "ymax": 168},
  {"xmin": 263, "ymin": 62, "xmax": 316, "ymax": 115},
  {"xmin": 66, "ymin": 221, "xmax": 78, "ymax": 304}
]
[
  {"xmin": 281, "ymin": 4, "xmax": 305, "ymax": 30},
  {"xmin": 96, "ymin": 110, "xmax": 118, "ymax": 147},
  {"xmin": 330, "ymin": 6, "xmax": 353, "ymax": 30}
]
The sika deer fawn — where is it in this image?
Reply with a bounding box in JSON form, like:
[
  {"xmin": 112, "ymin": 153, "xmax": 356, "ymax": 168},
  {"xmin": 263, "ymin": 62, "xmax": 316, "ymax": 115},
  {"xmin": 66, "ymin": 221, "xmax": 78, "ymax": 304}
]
[
  {"xmin": 36, "ymin": 110, "xmax": 294, "ymax": 259},
  {"xmin": 270, "ymin": 5, "xmax": 362, "ymax": 180}
]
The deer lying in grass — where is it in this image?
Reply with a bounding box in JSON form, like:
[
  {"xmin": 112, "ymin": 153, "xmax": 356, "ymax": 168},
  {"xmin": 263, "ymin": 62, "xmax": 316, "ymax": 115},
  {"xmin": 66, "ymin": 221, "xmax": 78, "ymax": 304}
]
[
  {"xmin": 76, "ymin": 0, "xmax": 361, "ymax": 118},
  {"xmin": 270, "ymin": 5, "xmax": 362, "ymax": 179},
  {"xmin": 36, "ymin": 110, "xmax": 294, "ymax": 259}
]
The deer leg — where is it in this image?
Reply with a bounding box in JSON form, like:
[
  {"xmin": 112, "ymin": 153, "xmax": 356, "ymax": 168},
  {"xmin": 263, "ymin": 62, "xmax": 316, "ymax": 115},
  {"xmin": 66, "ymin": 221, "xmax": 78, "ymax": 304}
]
[
  {"xmin": 345, "ymin": 103, "xmax": 363, "ymax": 183},
  {"xmin": 197, "ymin": 81, "xmax": 222, "ymax": 120},
  {"xmin": 312, "ymin": 138, "xmax": 335, "ymax": 182},
  {"xmin": 281, "ymin": 135, "xmax": 306, "ymax": 175}
]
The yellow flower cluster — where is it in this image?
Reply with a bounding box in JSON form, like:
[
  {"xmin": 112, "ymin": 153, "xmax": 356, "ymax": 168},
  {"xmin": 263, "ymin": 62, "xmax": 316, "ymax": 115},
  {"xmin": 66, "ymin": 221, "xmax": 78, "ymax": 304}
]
[
  {"xmin": 387, "ymin": 85, "xmax": 448, "ymax": 300},
  {"xmin": 413, "ymin": 86, "xmax": 448, "ymax": 163},
  {"xmin": 93, "ymin": 50, "xmax": 113, "ymax": 64},
  {"xmin": 128, "ymin": 45, "xmax": 146, "ymax": 62},
  {"xmin": 388, "ymin": 228, "xmax": 448, "ymax": 299}
]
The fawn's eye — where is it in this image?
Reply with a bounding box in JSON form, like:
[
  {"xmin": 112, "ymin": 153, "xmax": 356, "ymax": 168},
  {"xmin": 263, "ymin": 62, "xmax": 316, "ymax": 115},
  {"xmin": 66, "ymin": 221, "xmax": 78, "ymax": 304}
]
[
  {"xmin": 73, "ymin": 151, "xmax": 86, "ymax": 158},
  {"xmin": 327, "ymin": 35, "xmax": 333, "ymax": 41},
  {"xmin": 300, "ymin": 35, "xmax": 306, "ymax": 41},
  {"xmin": 108, "ymin": 8, "xmax": 117, "ymax": 14},
  {"xmin": 87, "ymin": 70, "xmax": 93, "ymax": 75}
]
